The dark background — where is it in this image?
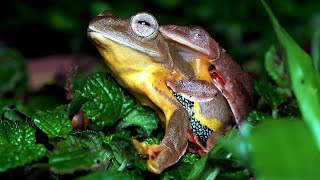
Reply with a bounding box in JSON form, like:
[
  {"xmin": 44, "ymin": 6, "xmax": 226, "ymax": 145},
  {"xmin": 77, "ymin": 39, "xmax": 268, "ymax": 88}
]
[{"xmin": 0, "ymin": 0, "xmax": 319, "ymax": 73}]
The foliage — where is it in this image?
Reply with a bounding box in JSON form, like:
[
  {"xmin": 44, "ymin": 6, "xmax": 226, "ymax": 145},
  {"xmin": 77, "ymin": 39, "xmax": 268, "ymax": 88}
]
[{"xmin": 0, "ymin": 0, "xmax": 319, "ymax": 179}]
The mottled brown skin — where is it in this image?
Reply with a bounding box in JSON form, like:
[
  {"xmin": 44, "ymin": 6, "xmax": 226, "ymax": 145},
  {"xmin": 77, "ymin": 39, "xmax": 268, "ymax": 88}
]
[
  {"xmin": 87, "ymin": 11, "xmax": 227, "ymax": 173},
  {"xmin": 160, "ymin": 25, "xmax": 254, "ymax": 126}
]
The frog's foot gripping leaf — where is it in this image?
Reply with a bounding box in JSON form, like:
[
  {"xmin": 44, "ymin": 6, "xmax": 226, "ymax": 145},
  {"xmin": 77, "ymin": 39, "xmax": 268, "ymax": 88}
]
[{"xmin": 132, "ymin": 139, "xmax": 188, "ymax": 174}]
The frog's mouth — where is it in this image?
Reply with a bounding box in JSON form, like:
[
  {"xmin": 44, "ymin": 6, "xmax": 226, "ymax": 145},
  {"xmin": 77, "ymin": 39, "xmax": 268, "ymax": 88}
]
[{"xmin": 87, "ymin": 29, "xmax": 110, "ymax": 51}]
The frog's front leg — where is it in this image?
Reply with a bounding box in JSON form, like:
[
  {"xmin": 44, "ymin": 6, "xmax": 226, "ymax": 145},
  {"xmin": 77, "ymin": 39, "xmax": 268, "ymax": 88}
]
[
  {"xmin": 210, "ymin": 71, "xmax": 253, "ymax": 125},
  {"xmin": 132, "ymin": 82, "xmax": 190, "ymax": 174},
  {"xmin": 166, "ymin": 76, "xmax": 218, "ymax": 102}
]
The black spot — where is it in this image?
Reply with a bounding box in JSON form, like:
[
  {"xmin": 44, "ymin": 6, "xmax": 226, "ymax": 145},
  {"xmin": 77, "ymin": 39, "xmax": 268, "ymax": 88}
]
[{"xmin": 208, "ymin": 65, "xmax": 216, "ymax": 71}]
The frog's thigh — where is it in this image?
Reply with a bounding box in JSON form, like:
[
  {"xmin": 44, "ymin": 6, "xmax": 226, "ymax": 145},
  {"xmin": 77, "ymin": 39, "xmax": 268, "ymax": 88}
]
[{"xmin": 166, "ymin": 78, "xmax": 217, "ymax": 102}]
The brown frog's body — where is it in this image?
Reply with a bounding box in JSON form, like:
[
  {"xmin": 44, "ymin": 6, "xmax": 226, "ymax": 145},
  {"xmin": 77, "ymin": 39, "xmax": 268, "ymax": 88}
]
[
  {"xmin": 160, "ymin": 25, "xmax": 254, "ymax": 126},
  {"xmin": 87, "ymin": 11, "xmax": 225, "ymax": 174}
]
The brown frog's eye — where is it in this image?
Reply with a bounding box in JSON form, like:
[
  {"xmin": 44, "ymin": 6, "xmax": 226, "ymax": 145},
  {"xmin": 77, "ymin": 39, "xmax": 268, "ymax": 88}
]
[
  {"xmin": 190, "ymin": 28, "xmax": 206, "ymax": 42},
  {"xmin": 131, "ymin": 12, "xmax": 159, "ymax": 39}
]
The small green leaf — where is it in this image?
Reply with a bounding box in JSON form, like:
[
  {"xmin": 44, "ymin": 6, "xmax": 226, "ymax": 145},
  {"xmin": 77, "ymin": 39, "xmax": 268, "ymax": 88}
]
[
  {"xmin": 180, "ymin": 153, "xmax": 200, "ymax": 164},
  {"xmin": 33, "ymin": 105, "xmax": 72, "ymax": 138},
  {"xmin": 78, "ymin": 170, "xmax": 135, "ymax": 180},
  {"xmin": 82, "ymin": 73, "xmax": 134, "ymax": 127},
  {"xmin": 161, "ymin": 163, "xmax": 193, "ymax": 180},
  {"xmin": 105, "ymin": 131, "xmax": 137, "ymax": 171},
  {"xmin": 249, "ymin": 119, "xmax": 320, "ymax": 178},
  {"xmin": 68, "ymin": 90, "xmax": 88, "ymax": 119},
  {"xmin": 254, "ymin": 80, "xmax": 287, "ymax": 109},
  {"xmin": 246, "ymin": 110, "xmax": 267, "ymax": 126},
  {"xmin": 144, "ymin": 137, "xmax": 161, "ymax": 145},
  {"xmin": 70, "ymin": 130, "xmax": 105, "ymax": 151},
  {"xmin": 0, "ymin": 120, "xmax": 47, "ymax": 172},
  {"xmin": 119, "ymin": 105, "xmax": 159, "ymax": 137},
  {"xmin": 265, "ymin": 45, "xmax": 289, "ymax": 87},
  {"xmin": 49, "ymin": 149, "xmax": 100, "ymax": 174},
  {"xmin": 49, "ymin": 131, "xmax": 113, "ymax": 174},
  {"xmin": 261, "ymin": 0, "xmax": 320, "ymax": 149}
]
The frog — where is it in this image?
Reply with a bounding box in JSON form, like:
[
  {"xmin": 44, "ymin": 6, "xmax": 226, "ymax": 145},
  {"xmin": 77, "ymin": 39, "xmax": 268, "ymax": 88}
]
[
  {"xmin": 159, "ymin": 25, "xmax": 254, "ymax": 126},
  {"xmin": 87, "ymin": 11, "xmax": 227, "ymax": 174}
]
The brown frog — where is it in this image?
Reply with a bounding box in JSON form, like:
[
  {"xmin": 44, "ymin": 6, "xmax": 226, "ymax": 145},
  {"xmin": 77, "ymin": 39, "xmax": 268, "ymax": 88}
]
[{"xmin": 160, "ymin": 25, "xmax": 254, "ymax": 126}]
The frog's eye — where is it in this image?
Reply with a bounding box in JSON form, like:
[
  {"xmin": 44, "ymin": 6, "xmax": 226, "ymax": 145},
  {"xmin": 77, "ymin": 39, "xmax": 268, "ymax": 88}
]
[
  {"xmin": 131, "ymin": 12, "xmax": 159, "ymax": 39},
  {"xmin": 191, "ymin": 29, "xmax": 206, "ymax": 41}
]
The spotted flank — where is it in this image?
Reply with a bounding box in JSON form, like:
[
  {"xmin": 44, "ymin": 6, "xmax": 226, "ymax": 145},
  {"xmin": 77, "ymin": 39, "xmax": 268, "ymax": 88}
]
[
  {"xmin": 190, "ymin": 117, "xmax": 213, "ymax": 143},
  {"xmin": 172, "ymin": 92, "xmax": 193, "ymax": 116},
  {"xmin": 172, "ymin": 92, "xmax": 213, "ymax": 144}
]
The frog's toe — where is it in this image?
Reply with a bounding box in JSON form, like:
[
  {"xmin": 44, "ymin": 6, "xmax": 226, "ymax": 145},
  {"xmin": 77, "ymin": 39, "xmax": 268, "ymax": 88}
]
[
  {"xmin": 147, "ymin": 159, "xmax": 161, "ymax": 174},
  {"xmin": 132, "ymin": 139, "xmax": 186, "ymax": 174},
  {"xmin": 132, "ymin": 139, "xmax": 159, "ymax": 156}
]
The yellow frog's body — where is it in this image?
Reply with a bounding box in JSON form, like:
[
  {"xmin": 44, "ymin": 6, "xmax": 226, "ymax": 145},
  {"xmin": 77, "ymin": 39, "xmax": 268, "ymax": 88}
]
[{"xmin": 88, "ymin": 11, "xmax": 253, "ymax": 174}]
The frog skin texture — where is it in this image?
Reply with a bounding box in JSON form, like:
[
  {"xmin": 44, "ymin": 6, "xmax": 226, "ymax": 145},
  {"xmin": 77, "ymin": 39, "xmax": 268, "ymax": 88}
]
[
  {"xmin": 88, "ymin": 11, "xmax": 253, "ymax": 174},
  {"xmin": 160, "ymin": 25, "xmax": 254, "ymax": 127}
]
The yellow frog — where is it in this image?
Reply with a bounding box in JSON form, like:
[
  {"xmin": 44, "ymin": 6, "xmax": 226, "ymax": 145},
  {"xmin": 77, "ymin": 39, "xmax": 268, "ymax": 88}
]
[{"xmin": 87, "ymin": 11, "xmax": 246, "ymax": 174}]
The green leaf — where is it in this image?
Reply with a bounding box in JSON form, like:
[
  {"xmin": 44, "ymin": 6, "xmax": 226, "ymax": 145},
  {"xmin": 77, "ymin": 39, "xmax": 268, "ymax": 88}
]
[
  {"xmin": 0, "ymin": 120, "xmax": 47, "ymax": 172},
  {"xmin": 78, "ymin": 170, "xmax": 135, "ymax": 180},
  {"xmin": 246, "ymin": 110, "xmax": 267, "ymax": 126},
  {"xmin": 261, "ymin": 0, "xmax": 320, "ymax": 149},
  {"xmin": 49, "ymin": 131, "xmax": 113, "ymax": 174},
  {"xmin": 180, "ymin": 153, "xmax": 200, "ymax": 164},
  {"xmin": 70, "ymin": 130, "xmax": 106, "ymax": 151},
  {"xmin": 249, "ymin": 119, "xmax": 320, "ymax": 178},
  {"xmin": 0, "ymin": 48, "xmax": 27, "ymax": 95},
  {"xmin": 33, "ymin": 105, "xmax": 72, "ymax": 138},
  {"xmin": 186, "ymin": 155, "xmax": 208, "ymax": 179},
  {"xmin": 105, "ymin": 131, "xmax": 137, "ymax": 171},
  {"xmin": 68, "ymin": 90, "xmax": 88, "ymax": 119},
  {"xmin": 311, "ymin": 14, "xmax": 320, "ymax": 72},
  {"xmin": 49, "ymin": 149, "xmax": 101, "ymax": 174},
  {"xmin": 118, "ymin": 105, "xmax": 159, "ymax": 137},
  {"xmin": 161, "ymin": 163, "xmax": 194, "ymax": 180},
  {"xmin": 144, "ymin": 136, "xmax": 161, "ymax": 145},
  {"xmin": 82, "ymin": 73, "xmax": 135, "ymax": 127},
  {"xmin": 254, "ymin": 80, "xmax": 287, "ymax": 110},
  {"xmin": 265, "ymin": 45, "xmax": 289, "ymax": 87}
]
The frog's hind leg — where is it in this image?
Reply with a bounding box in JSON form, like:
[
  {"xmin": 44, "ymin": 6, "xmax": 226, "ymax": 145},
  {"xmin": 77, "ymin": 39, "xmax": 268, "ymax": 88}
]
[
  {"xmin": 187, "ymin": 129, "xmax": 208, "ymax": 156},
  {"xmin": 132, "ymin": 107, "xmax": 190, "ymax": 174}
]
